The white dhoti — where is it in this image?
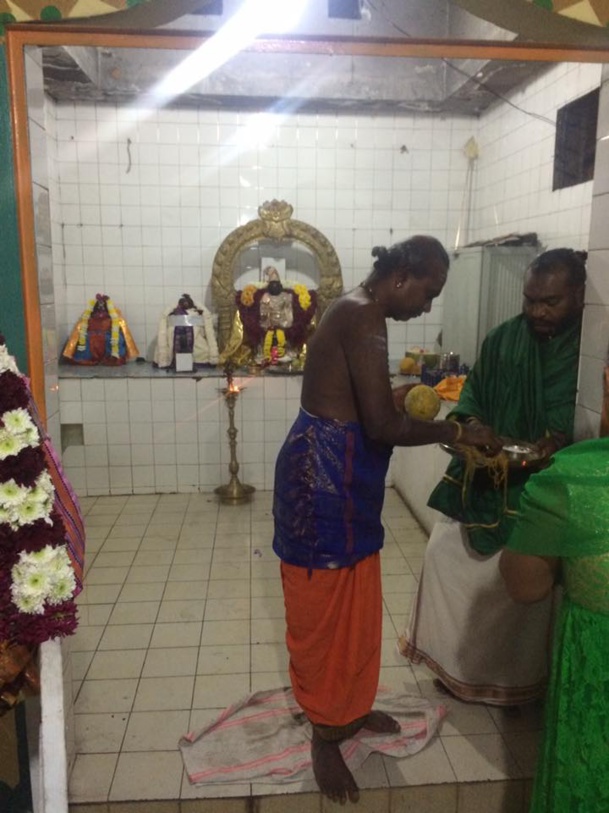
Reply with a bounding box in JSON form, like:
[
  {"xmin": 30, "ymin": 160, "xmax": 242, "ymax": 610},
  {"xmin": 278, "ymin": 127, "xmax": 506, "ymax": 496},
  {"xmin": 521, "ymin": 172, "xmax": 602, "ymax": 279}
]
[{"xmin": 399, "ymin": 518, "xmax": 555, "ymax": 706}]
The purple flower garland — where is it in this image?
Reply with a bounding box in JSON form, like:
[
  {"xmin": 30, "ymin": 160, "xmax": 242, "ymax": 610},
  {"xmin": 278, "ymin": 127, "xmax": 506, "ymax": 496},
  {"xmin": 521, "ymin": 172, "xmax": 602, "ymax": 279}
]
[
  {"xmin": 0, "ymin": 357, "xmax": 78, "ymax": 646},
  {"xmin": 236, "ymin": 286, "xmax": 317, "ymax": 351}
]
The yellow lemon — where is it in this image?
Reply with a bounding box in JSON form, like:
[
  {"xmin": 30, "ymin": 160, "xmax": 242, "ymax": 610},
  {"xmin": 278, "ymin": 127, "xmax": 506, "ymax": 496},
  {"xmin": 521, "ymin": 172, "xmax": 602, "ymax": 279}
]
[{"xmin": 404, "ymin": 384, "xmax": 441, "ymax": 420}]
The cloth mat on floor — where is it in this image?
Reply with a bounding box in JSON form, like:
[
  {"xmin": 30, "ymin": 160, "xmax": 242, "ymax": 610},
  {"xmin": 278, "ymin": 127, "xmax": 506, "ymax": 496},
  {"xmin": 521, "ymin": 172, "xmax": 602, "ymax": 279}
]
[{"xmin": 179, "ymin": 686, "xmax": 446, "ymax": 785}]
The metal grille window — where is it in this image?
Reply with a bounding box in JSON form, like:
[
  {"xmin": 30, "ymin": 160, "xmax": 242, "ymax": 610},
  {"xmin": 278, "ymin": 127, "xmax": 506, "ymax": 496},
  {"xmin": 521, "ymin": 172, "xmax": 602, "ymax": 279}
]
[{"xmin": 553, "ymin": 88, "xmax": 600, "ymax": 191}]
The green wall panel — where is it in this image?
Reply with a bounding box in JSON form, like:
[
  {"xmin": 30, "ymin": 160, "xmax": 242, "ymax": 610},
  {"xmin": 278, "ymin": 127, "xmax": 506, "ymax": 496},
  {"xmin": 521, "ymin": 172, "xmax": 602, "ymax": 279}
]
[{"xmin": 0, "ymin": 46, "xmax": 27, "ymax": 373}]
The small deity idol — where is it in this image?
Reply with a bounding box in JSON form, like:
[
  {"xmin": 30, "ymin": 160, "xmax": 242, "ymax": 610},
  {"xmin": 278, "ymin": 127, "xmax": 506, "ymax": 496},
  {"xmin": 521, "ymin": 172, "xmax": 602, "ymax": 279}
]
[
  {"xmin": 230, "ymin": 267, "xmax": 316, "ymax": 366},
  {"xmin": 259, "ymin": 267, "xmax": 296, "ymax": 361},
  {"xmin": 154, "ymin": 294, "xmax": 219, "ymax": 369},
  {"xmin": 62, "ymin": 294, "xmax": 139, "ymax": 365}
]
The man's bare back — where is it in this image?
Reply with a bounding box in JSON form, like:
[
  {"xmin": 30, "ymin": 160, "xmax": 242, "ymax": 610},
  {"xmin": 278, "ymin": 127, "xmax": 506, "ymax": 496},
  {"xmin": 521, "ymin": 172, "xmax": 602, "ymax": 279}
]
[{"xmin": 302, "ymin": 287, "xmax": 388, "ymax": 424}]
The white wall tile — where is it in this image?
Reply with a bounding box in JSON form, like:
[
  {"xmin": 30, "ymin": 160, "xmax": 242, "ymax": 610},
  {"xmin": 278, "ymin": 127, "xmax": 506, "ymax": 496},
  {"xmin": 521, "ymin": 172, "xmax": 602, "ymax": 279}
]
[
  {"xmin": 109, "ymin": 467, "xmax": 133, "ymax": 493},
  {"xmin": 108, "ymin": 445, "xmax": 131, "ymax": 466},
  {"xmin": 60, "ymin": 402, "xmax": 83, "ymax": 423},
  {"xmin": 176, "ymin": 444, "xmax": 199, "ymax": 465},
  {"xmin": 592, "ymin": 136, "xmax": 609, "ymax": 197},
  {"xmin": 82, "ymin": 402, "xmax": 106, "ymax": 424},
  {"xmin": 49, "ymin": 62, "xmax": 609, "ymax": 494},
  {"xmin": 128, "ymin": 400, "xmax": 152, "ymax": 426},
  {"xmin": 152, "ymin": 400, "xmax": 175, "ymax": 422},
  {"xmin": 59, "ymin": 379, "xmax": 81, "ymax": 401},
  {"xmin": 578, "ymin": 353, "xmax": 604, "ymax": 413},
  {"xmin": 85, "ymin": 445, "xmax": 108, "ymax": 467},
  {"xmin": 154, "ymin": 465, "xmax": 177, "ymax": 491},
  {"xmin": 62, "ymin": 447, "xmax": 85, "ymax": 467},
  {"xmin": 589, "ymin": 191, "xmax": 609, "ymax": 250},
  {"xmin": 175, "ymin": 401, "xmax": 198, "ymax": 422},
  {"xmin": 111, "ymin": 424, "xmax": 131, "ymax": 445},
  {"xmin": 580, "ymin": 303, "xmax": 609, "ymax": 361},
  {"xmin": 574, "ymin": 403, "xmax": 600, "ymax": 441},
  {"xmin": 586, "ymin": 249, "xmax": 609, "ymax": 306},
  {"xmin": 133, "ymin": 466, "xmax": 155, "ymax": 489}
]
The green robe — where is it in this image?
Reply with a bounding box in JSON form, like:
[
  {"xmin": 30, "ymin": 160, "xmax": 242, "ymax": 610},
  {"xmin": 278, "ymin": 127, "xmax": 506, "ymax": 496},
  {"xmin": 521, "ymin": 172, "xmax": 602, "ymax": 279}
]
[
  {"xmin": 506, "ymin": 439, "xmax": 609, "ymax": 813},
  {"xmin": 427, "ymin": 314, "xmax": 581, "ymax": 554}
]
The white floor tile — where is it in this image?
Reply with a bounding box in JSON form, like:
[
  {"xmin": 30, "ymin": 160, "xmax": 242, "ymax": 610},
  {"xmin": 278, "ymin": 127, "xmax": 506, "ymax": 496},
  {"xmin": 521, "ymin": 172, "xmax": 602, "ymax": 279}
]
[
  {"xmin": 132, "ymin": 675, "xmax": 195, "ymax": 712},
  {"xmin": 196, "ymin": 644, "xmax": 250, "ymax": 675},
  {"xmin": 442, "ymin": 733, "xmax": 522, "ymax": 781},
  {"xmin": 143, "ymin": 646, "xmax": 199, "ymax": 678},
  {"xmin": 122, "ymin": 709, "xmax": 191, "ymax": 752},
  {"xmin": 109, "ymin": 751, "xmax": 184, "ymax": 800},
  {"xmin": 69, "ymin": 753, "xmax": 118, "ymax": 802},
  {"xmin": 74, "ymin": 712, "xmax": 129, "ymax": 753},
  {"xmin": 68, "ymin": 488, "xmax": 533, "ymax": 806}
]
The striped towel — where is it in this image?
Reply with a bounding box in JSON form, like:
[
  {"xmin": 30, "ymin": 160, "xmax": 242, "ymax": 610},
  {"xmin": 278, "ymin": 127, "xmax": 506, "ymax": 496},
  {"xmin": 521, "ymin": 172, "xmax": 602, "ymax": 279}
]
[{"xmin": 180, "ymin": 686, "xmax": 445, "ymax": 785}]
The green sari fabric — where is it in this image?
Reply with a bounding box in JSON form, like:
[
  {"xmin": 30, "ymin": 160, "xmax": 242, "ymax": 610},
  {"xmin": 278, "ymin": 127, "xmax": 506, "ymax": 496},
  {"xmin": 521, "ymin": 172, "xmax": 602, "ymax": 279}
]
[
  {"xmin": 507, "ymin": 439, "xmax": 609, "ymax": 813},
  {"xmin": 427, "ymin": 314, "xmax": 581, "ymax": 554}
]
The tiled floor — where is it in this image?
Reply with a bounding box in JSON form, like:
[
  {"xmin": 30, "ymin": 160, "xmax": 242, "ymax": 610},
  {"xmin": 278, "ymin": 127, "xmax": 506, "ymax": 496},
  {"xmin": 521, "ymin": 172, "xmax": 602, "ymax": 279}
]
[{"xmin": 67, "ymin": 488, "xmax": 541, "ymax": 812}]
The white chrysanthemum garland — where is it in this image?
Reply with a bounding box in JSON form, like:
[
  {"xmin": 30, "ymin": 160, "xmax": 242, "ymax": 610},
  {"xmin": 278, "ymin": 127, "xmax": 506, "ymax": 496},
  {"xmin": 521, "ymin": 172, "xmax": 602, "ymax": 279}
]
[
  {"xmin": 0, "ymin": 342, "xmax": 78, "ymax": 645},
  {"xmin": 11, "ymin": 545, "xmax": 76, "ymax": 615}
]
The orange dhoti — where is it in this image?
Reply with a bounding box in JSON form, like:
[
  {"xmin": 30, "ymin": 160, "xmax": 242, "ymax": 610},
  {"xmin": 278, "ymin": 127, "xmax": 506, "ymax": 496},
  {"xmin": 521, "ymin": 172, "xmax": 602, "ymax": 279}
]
[{"xmin": 280, "ymin": 553, "xmax": 382, "ymax": 730}]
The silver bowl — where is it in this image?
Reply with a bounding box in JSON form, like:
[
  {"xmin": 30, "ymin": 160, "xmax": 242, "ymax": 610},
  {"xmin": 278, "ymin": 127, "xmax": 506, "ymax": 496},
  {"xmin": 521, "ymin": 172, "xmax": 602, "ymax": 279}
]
[
  {"xmin": 440, "ymin": 438, "xmax": 544, "ymax": 469},
  {"xmin": 501, "ymin": 441, "xmax": 543, "ymax": 467}
]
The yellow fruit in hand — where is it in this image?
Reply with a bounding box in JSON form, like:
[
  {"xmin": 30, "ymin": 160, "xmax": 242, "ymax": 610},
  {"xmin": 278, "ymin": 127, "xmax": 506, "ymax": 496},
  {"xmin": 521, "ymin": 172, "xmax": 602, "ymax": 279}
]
[
  {"xmin": 399, "ymin": 356, "xmax": 418, "ymax": 375},
  {"xmin": 404, "ymin": 384, "xmax": 441, "ymax": 420}
]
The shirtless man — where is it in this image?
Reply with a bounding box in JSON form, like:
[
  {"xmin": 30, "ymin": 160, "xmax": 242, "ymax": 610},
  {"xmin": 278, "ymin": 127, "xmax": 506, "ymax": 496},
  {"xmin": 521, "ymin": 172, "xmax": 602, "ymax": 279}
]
[{"xmin": 272, "ymin": 235, "xmax": 500, "ymax": 804}]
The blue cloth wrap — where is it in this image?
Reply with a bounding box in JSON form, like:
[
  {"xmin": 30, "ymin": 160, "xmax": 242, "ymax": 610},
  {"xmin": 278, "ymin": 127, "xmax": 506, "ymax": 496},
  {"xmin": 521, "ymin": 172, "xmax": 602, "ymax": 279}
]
[
  {"xmin": 72, "ymin": 331, "xmax": 127, "ymax": 362},
  {"xmin": 273, "ymin": 409, "xmax": 392, "ymax": 569}
]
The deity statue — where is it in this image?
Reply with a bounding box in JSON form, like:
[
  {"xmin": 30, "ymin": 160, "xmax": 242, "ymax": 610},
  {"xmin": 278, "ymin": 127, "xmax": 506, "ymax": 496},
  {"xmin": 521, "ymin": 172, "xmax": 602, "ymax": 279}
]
[
  {"xmin": 154, "ymin": 294, "xmax": 219, "ymax": 370},
  {"xmin": 221, "ymin": 268, "xmax": 316, "ymax": 367},
  {"xmin": 259, "ymin": 267, "xmax": 296, "ymax": 362},
  {"xmin": 62, "ymin": 294, "xmax": 139, "ymax": 365}
]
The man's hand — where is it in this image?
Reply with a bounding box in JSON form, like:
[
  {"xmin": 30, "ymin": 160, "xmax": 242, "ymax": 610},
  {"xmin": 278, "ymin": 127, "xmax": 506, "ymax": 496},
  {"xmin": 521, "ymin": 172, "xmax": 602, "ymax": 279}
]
[
  {"xmin": 533, "ymin": 437, "xmax": 557, "ymax": 463},
  {"xmin": 533, "ymin": 434, "xmax": 562, "ymax": 463},
  {"xmin": 391, "ymin": 383, "xmax": 418, "ymax": 412},
  {"xmin": 457, "ymin": 421, "xmax": 503, "ymax": 455}
]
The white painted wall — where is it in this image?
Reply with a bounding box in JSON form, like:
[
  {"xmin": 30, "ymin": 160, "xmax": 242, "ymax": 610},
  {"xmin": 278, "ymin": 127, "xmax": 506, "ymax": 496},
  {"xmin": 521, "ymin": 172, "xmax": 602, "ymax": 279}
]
[
  {"xmin": 576, "ymin": 62, "xmax": 609, "ymax": 439},
  {"xmin": 472, "ymin": 62, "xmax": 600, "ymax": 249}
]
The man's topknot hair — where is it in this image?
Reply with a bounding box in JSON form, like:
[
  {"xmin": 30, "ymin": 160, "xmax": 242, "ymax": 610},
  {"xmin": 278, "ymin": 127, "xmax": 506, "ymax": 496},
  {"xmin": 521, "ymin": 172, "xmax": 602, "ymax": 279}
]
[
  {"xmin": 529, "ymin": 248, "xmax": 587, "ymax": 288},
  {"xmin": 370, "ymin": 235, "xmax": 449, "ymax": 281}
]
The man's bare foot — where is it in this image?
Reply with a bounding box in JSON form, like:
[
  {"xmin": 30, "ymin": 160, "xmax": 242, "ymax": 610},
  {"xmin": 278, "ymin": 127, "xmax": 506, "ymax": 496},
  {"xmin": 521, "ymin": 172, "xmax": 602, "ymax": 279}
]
[
  {"xmin": 363, "ymin": 709, "xmax": 401, "ymax": 734},
  {"xmin": 311, "ymin": 729, "xmax": 360, "ymax": 804}
]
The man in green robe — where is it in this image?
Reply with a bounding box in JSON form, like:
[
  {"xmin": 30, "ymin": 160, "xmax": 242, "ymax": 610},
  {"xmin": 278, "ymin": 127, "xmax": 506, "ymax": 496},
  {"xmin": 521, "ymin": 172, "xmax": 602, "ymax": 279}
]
[
  {"xmin": 428, "ymin": 292, "xmax": 582, "ymax": 556},
  {"xmin": 399, "ymin": 248, "xmax": 586, "ymax": 706}
]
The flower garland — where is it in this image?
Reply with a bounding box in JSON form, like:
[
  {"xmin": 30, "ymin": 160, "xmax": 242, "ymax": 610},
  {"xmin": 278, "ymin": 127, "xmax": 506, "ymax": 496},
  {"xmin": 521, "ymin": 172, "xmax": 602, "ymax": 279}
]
[
  {"xmin": 240, "ymin": 285, "xmax": 257, "ymax": 308},
  {"xmin": 76, "ymin": 301, "xmax": 95, "ymax": 353},
  {"xmin": 77, "ymin": 294, "xmax": 121, "ymax": 358},
  {"xmin": 105, "ymin": 297, "xmax": 121, "ymax": 358},
  {"xmin": 263, "ymin": 328, "xmax": 286, "ymax": 360},
  {"xmin": 0, "ymin": 343, "xmax": 78, "ymax": 646},
  {"xmin": 293, "ymin": 283, "xmax": 312, "ymax": 312}
]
